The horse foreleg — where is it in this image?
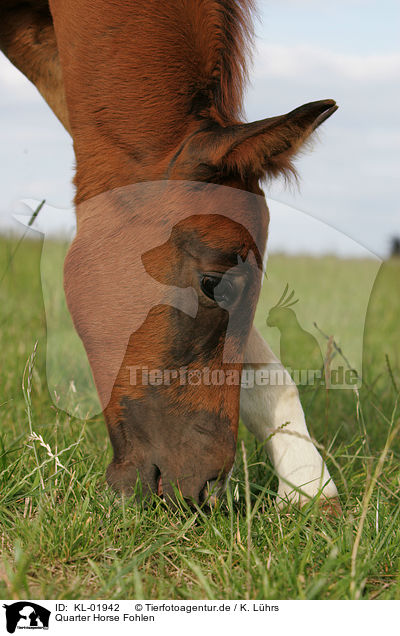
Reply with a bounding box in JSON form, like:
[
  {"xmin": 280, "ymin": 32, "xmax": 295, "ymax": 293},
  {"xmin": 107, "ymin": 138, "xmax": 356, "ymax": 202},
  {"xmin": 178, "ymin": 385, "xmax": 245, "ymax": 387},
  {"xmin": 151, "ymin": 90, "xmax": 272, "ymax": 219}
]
[{"xmin": 241, "ymin": 327, "xmax": 339, "ymax": 509}]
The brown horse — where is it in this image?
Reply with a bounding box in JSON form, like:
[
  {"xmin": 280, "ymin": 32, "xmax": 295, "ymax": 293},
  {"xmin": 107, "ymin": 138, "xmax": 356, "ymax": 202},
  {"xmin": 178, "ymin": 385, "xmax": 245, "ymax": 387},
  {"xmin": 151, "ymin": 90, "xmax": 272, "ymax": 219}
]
[{"xmin": 1, "ymin": 0, "xmax": 340, "ymax": 508}]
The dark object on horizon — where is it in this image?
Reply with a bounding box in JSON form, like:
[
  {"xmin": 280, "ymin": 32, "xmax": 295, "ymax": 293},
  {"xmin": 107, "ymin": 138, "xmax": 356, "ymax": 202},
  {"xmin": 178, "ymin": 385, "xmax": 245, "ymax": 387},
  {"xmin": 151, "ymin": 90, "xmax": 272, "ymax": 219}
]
[{"xmin": 390, "ymin": 237, "xmax": 400, "ymax": 258}]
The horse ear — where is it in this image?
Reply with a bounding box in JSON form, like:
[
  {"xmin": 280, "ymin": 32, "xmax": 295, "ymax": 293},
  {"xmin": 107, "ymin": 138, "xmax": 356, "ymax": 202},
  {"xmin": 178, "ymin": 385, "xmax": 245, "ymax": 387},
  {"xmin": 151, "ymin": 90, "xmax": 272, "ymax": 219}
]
[{"xmin": 203, "ymin": 99, "xmax": 338, "ymax": 180}]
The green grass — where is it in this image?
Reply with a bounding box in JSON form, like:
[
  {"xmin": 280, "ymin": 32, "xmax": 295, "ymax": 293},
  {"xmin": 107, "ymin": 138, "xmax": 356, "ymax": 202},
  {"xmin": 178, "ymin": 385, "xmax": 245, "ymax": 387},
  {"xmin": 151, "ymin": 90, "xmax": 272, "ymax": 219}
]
[{"xmin": 0, "ymin": 235, "xmax": 399, "ymax": 600}]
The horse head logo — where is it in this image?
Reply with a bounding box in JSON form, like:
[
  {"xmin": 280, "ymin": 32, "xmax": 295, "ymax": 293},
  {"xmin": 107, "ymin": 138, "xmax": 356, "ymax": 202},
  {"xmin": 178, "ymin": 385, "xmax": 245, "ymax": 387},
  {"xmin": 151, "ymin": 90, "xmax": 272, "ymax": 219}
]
[{"xmin": 3, "ymin": 602, "xmax": 50, "ymax": 634}]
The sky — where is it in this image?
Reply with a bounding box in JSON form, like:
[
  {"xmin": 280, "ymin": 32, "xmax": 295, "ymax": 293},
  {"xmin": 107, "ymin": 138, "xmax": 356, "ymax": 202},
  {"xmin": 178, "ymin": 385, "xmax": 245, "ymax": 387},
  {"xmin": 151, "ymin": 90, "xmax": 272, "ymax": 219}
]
[{"xmin": 0, "ymin": 0, "xmax": 399, "ymax": 257}]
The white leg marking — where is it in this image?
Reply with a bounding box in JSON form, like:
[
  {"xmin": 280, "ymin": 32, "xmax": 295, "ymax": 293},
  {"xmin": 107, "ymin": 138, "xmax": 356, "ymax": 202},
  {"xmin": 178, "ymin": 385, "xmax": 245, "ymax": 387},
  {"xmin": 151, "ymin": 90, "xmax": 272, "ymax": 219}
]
[{"xmin": 241, "ymin": 328, "xmax": 338, "ymax": 507}]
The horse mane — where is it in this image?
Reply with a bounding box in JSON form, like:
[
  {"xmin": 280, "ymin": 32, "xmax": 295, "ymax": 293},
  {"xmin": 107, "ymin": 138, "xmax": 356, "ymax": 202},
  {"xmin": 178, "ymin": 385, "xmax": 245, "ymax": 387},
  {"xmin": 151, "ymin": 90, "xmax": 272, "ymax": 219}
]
[{"xmin": 185, "ymin": 0, "xmax": 256, "ymax": 123}]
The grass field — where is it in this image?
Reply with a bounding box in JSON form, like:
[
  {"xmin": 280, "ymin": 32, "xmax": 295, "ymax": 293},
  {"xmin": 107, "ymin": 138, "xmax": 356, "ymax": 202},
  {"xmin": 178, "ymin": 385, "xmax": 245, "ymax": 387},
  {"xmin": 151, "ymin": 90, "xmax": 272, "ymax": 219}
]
[{"xmin": 0, "ymin": 235, "xmax": 399, "ymax": 600}]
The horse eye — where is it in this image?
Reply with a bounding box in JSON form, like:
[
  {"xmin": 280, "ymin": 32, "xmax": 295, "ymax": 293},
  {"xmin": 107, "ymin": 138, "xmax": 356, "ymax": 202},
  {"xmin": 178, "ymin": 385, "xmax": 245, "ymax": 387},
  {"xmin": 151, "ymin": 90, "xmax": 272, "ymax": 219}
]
[{"xmin": 200, "ymin": 275, "xmax": 237, "ymax": 306}]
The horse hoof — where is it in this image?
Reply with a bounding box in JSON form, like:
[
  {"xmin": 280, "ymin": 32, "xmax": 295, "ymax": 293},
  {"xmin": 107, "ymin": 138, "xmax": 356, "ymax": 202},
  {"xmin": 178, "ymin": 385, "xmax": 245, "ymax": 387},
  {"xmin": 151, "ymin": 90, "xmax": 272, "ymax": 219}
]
[{"xmin": 320, "ymin": 496, "xmax": 342, "ymax": 517}]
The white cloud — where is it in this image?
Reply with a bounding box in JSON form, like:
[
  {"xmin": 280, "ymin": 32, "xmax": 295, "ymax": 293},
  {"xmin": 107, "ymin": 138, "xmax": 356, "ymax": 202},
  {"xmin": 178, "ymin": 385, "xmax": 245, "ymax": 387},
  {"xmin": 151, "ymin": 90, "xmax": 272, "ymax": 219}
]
[{"xmin": 254, "ymin": 43, "xmax": 400, "ymax": 81}]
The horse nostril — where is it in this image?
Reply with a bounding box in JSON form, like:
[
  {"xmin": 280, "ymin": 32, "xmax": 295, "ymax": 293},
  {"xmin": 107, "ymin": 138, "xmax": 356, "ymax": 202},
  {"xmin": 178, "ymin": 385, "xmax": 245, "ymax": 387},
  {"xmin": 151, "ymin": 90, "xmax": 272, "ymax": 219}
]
[
  {"xmin": 198, "ymin": 484, "xmax": 207, "ymax": 505},
  {"xmin": 153, "ymin": 465, "xmax": 163, "ymax": 497}
]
